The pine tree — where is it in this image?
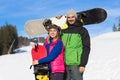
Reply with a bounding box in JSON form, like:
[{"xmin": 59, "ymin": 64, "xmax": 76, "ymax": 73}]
[
  {"xmin": 118, "ymin": 17, "xmax": 120, "ymax": 31},
  {"xmin": 113, "ymin": 24, "xmax": 118, "ymax": 32},
  {"xmin": 0, "ymin": 27, "xmax": 3, "ymax": 55},
  {"xmin": 2, "ymin": 24, "xmax": 18, "ymax": 54}
]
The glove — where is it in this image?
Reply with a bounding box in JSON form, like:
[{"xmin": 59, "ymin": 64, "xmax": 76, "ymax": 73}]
[{"xmin": 43, "ymin": 19, "xmax": 52, "ymax": 27}]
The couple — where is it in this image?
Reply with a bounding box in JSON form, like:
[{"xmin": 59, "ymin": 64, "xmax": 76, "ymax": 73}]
[{"xmin": 32, "ymin": 9, "xmax": 91, "ymax": 80}]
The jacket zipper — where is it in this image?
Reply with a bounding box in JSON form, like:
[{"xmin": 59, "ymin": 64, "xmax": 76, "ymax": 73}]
[
  {"xmin": 65, "ymin": 34, "xmax": 69, "ymax": 46},
  {"xmin": 68, "ymin": 34, "xmax": 72, "ymax": 45},
  {"xmin": 77, "ymin": 50, "xmax": 78, "ymax": 62}
]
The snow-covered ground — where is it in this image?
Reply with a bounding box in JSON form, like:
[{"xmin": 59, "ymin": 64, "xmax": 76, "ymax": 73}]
[
  {"xmin": 0, "ymin": 46, "xmax": 35, "ymax": 80},
  {"xmin": 84, "ymin": 32, "xmax": 120, "ymax": 80},
  {"xmin": 0, "ymin": 32, "xmax": 120, "ymax": 80}
]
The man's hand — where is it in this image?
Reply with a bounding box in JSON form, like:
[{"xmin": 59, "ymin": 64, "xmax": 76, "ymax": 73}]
[
  {"xmin": 55, "ymin": 15, "xmax": 62, "ymax": 19},
  {"xmin": 79, "ymin": 66, "xmax": 85, "ymax": 73}
]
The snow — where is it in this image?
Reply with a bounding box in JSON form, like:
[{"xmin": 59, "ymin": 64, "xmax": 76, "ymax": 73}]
[
  {"xmin": 84, "ymin": 32, "xmax": 120, "ymax": 80},
  {"xmin": 0, "ymin": 32, "xmax": 120, "ymax": 80},
  {"xmin": 0, "ymin": 46, "xmax": 35, "ymax": 80}
]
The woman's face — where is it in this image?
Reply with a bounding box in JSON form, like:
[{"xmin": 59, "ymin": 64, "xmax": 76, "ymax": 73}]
[{"xmin": 49, "ymin": 28, "xmax": 58, "ymax": 38}]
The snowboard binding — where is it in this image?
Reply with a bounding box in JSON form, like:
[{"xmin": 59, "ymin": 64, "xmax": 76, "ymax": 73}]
[{"xmin": 34, "ymin": 64, "xmax": 49, "ymax": 80}]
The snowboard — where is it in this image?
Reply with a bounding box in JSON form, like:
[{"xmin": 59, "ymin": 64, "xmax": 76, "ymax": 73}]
[
  {"xmin": 77, "ymin": 8, "xmax": 107, "ymax": 25},
  {"xmin": 24, "ymin": 8, "xmax": 107, "ymax": 36},
  {"xmin": 31, "ymin": 45, "xmax": 49, "ymax": 80}
]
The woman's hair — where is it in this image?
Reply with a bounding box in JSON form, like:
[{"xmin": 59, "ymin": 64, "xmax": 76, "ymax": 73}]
[{"xmin": 48, "ymin": 24, "xmax": 61, "ymax": 35}]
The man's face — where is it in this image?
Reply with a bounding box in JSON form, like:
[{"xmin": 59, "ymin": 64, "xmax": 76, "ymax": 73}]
[{"xmin": 67, "ymin": 14, "xmax": 76, "ymax": 24}]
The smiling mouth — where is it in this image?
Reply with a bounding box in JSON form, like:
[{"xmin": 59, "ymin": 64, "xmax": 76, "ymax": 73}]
[{"xmin": 51, "ymin": 34, "xmax": 55, "ymax": 36}]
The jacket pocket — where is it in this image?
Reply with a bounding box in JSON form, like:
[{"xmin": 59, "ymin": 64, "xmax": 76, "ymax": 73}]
[{"xmin": 65, "ymin": 49, "xmax": 80, "ymax": 65}]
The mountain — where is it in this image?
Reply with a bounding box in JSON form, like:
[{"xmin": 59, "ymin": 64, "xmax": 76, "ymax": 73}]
[{"xmin": 0, "ymin": 32, "xmax": 120, "ymax": 80}]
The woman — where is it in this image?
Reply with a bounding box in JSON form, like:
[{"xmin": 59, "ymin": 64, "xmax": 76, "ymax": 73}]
[{"xmin": 33, "ymin": 24, "xmax": 65, "ymax": 80}]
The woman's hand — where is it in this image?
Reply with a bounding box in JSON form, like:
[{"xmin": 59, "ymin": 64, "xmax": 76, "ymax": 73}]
[{"xmin": 33, "ymin": 60, "xmax": 38, "ymax": 65}]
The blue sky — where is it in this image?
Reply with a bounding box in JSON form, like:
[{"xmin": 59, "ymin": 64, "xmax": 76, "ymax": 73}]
[{"xmin": 0, "ymin": 0, "xmax": 120, "ymax": 37}]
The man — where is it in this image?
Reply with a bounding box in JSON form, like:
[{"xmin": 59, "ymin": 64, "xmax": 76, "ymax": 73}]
[{"xmin": 61, "ymin": 9, "xmax": 91, "ymax": 80}]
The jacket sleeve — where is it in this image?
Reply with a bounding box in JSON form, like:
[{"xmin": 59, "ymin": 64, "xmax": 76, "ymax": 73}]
[
  {"xmin": 80, "ymin": 28, "xmax": 91, "ymax": 67},
  {"xmin": 38, "ymin": 40, "xmax": 62, "ymax": 64}
]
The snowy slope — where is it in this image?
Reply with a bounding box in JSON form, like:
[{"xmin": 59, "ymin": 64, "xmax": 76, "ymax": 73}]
[
  {"xmin": 84, "ymin": 32, "xmax": 120, "ymax": 80},
  {"xmin": 0, "ymin": 32, "xmax": 120, "ymax": 80},
  {"xmin": 0, "ymin": 46, "xmax": 35, "ymax": 80}
]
